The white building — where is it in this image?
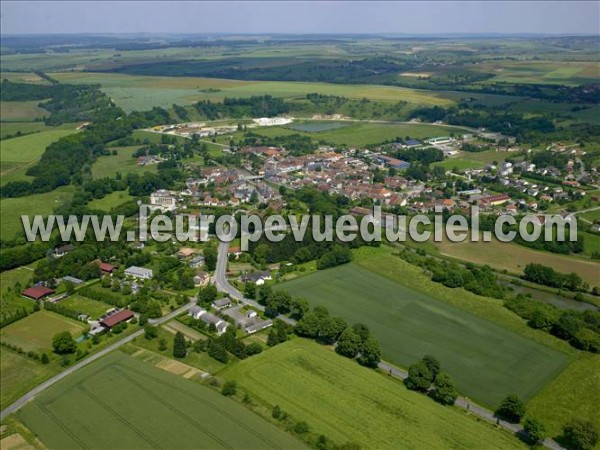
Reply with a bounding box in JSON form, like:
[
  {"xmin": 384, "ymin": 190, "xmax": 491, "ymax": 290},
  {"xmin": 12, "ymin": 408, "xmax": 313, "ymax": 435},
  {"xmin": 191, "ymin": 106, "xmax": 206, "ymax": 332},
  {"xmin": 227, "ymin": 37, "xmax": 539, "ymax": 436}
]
[
  {"xmin": 253, "ymin": 117, "xmax": 293, "ymax": 127},
  {"xmin": 124, "ymin": 266, "xmax": 154, "ymax": 280},
  {"xmin": 149, "ymin": 190, "xmax": 177, "ymax": 212}
]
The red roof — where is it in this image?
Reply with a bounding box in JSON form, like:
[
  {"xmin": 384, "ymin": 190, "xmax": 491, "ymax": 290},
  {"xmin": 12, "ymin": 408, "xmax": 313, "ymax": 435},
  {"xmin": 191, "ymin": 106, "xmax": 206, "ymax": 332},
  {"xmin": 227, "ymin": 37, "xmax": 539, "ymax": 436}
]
[
  {"xmin": 95, "ymin": 260, "xmax": 116, "ymax": 272},
  {"xmin": 101, "ymin": 310, "xmax": 134, "ymax": 328},
  {"xmin": 22, "ymin": 286, "xmax": 55, "ymax": 300}
]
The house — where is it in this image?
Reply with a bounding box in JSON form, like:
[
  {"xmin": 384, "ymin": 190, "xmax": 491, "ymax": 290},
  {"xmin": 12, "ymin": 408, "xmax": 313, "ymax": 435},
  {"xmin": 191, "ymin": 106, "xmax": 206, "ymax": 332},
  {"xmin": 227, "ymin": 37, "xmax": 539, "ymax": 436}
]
[
  {"xmin": 193, "ymin": 271, "xmax": 210, "ymax": 287},
  {"xmin": 376, "ymin": 155, "xmax": 411, "ymax": 170},
  {"xmin": 53, "ymin": 244, "xmax": 74, "ymax": 258},
  {"xmin": 149, "ymin": 190, "xmax": 177, "ymax": 211},
  {"xmin": 212, "ymin": 298, "xmax": 232, "ymax": 310},
  {"xmin": 244, "ymin": 318, "xmax": 273, "ymax": 334},
  {"xmin": 246, "ymin": 310, "xmax": 258, "ymax": 319},
  {"xmin": 62, "ymin": 276, "xmax": 84, "ymax": 286},
  {"xmin": 177, "ymin": 247, "xmax": 196, "ymax": 258},
  {"xmin": 124, "ymin": 266, "xmax": 154, "ymax": 280},
  {"xmin": 22, "ymin": 286, "xmax": 55, "ymax": 300},
  {"xmin": 94, "ymin": 260, "xmax": 116, "ymax": 274},
  {"xmin": 101, "ymin": 309, "xmax": 134, "ymax": 329},
  {"xmin": 590, "ymin": 223, "xmax": 600, "ymax": 234},
  {"xmin": 239, "ymin": 271, "xmax": 272, "ymax": 285},
  {"xmin": 188, "ymin": 307, "xmax": 229, "ymax": 335},
  {"xmin": 189, "ymin": 255, "xmax": 205, "ymax": 268},
  {"xmin": 403, "ymin": 139, "xmax": 421, "ymax": 147},
  {"xmin": 228, "ymin": 246, "xmax": 242, "ymax": 258}
]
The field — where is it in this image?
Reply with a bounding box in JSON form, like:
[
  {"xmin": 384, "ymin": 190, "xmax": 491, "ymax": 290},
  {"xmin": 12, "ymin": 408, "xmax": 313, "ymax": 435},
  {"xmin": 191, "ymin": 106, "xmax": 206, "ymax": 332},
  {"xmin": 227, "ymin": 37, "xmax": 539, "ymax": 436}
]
[
  {"xmin": 91, "ymin": 145, "xmax": 156, "ymax": 179},
  {"xmin": 432, "ymin": 158, "xmax": 485, "ymax": 171},
  {"xmin": 18, "ymin": 351, "xmax": 305, "ymax": 449},
  {"xmin": 0, "ymin": 263, "xmax": 37, "ymax": 293},
  {"xmin": 434, "ymin": 238, "xmax": 600, "ymax": 287},
  {"xmin": 0, "ymin": 311, "xmax": 85, "ymax": 353},
  {"xmin": 1, "ymin": 350, "xmax": 57, "ymax": 410},
  {"xmin": 527, "ymin": 354, "xmax": 600, "ymax": 442},
  {"xmin": 0, "ymin": 101, "xmax": 48, "ymax": 122},
  {"xmin": 472, "ymin": 61, "xmax": 600, "ymax": 86},
  {"xmin": 87, "ymin": 191, "xmax": 134, "ymax": 211},
  {"xmin": 48, "ymin": 72, "xmax": 463, "ymax": 112},
  {"xmin": 281, "ymin": 248, "xmax": 570, "ymax": 407},
  {"xmin": 0, "ymin": 185, "xmax": 74, "ymax": 240},
  {"xmin": 0, "ymin": 121, "xmax": 54, "ymax": 139},
  {"xmin": 59, "ymin": 295, "xmax": 113, "ymax": 319},
  {"xmin": 223, "ymin": 339, "xmax": 524, "ymax": 449},
  {"xmin": 1, "ymin": 128, "xmax": 79, "ymax": 185}
]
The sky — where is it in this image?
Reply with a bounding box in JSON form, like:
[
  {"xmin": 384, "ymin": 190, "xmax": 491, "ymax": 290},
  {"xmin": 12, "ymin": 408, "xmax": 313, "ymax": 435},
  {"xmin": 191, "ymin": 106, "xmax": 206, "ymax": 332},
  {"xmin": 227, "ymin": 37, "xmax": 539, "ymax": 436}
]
[{"xmin": 1, "ymin": 1, "xmax": 599, "ymax": 36}]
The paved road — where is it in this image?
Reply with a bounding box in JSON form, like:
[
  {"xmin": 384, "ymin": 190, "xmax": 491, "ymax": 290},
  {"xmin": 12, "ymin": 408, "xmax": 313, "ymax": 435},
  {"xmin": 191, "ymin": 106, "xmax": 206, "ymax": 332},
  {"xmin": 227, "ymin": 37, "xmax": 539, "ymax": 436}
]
[{"xmin": 0, "ymin": 301, "xmax": 195, "ymax": 421}]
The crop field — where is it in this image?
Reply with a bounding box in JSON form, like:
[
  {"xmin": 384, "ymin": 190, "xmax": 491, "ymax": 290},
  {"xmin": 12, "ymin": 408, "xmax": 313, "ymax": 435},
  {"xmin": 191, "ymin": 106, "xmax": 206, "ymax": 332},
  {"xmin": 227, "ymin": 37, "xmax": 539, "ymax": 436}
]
[
  {"xmin": 0, "ymin": 121, "xmax": 54, "ymax": 139},
  {"xmin": 91, "ymin": 145, "xmax": 156, "ymax": 179},
  {"xmin": 0, "ymin": 101, "xmax": 48, "ymax": 122},
  {"xmin": 472, "ymin": 61, "xmax": 600, "ymax": 85},
  {"xmin": 0, "ymin": 311, "xmax": 85, "ymax": 353},
  {"xmin": 59, "ymin": 295, "xmax": 113, "ymax": 319},
  {"xmin": 47, "ymin": 72, "xmax": 464, "ymax": 112},
  {"xmin": 281, "ymin": 249, "xmax": 570, "ymax": 407},
  {"xmin": 0, "ymin": 185, "xmax": 74, "ymax": 240},
  {"xmin": 224, "ymin": 339, "xmax": 524, "ymax": 449},
  {"xmin": 1, "ymin": 349, "xmax": 57, "ymax": 410},
  {"xmin": 434, "ymin": 238, "xmax": 600, "ymax": 287},
  {"xmin": 0, "ymin": 71, "xmax": 49, "ymax": 84},
  {"xmin": 18, "ymin": 351, "xmax": 305, "ymax": 449},
  {"xmin": 527, "ymin": 354, "xmax": 600, "ymax": 441}
]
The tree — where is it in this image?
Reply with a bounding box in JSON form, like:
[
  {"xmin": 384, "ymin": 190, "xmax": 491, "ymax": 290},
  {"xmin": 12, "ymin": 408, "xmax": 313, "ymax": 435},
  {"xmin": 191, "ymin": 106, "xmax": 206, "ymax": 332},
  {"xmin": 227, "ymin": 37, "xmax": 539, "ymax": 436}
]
[
  {"xmin": 208, "ymin": 339, "xmax": 229, "ymax": 363},
  {"xmin": 404, "ymin": 361, "xmax": 433, "ymax": 392},
  {"xmin": 139, "ymin": 314, "xmax": 148, "ymax": 326},
  {"xmin": 144, "ymin": 325, "xmax": 158, "ymax": 340},
  {"xmin": 335, "ymin": 328, "xmax": 362, "ymax": 358},
  {"xmin": 432, "ymin": 372, "xmax": 458, "ymax": 406},
  {"xmin": 422, "ymin": 355, "xmax": 441, "ymax": 379},
  {"xmin": 267, "ymin": 328, "xmax": 280, "ymax": 347},
  {"xmin": 563, "ymin": 420, "xmax": 599, "ymax": 450},
  {"xmin": 272, "ymin": 405, "xmax": 282, "ymax": 419},
  {"xmin": 294, "ymin": 421, "xmax": 309, "ymax": 434},
  {"xmin": 204, "ymin": 244, "xmax": 218, "ymax": 271},
  {"xmin": 158, "ymin": 338, "xmax": 168, "ymax": 351},
  {"xmin": 221, "ymin": 380, "xmax": 237, "ymax": 396},
  {"xmin": 524, "ymin": 418, "xmax": 546, "ymax": 444},
  {"xmin": 52, "ymin": 331, "xmax": 76, "ymax": 354},
  {"xmin": 173, "ymin": 331, "xmax": 187, "ymax": 358},
  {"xmin": 198, "ymin": 284, "xmax": 218, "ymax": 305},
  {"xmin": 41, "ymin": 353, "xmax": 50, "ymax": 364},
  {"xmin": 496, "ymin": 394, "xmax": 526, "ymax": 423},
  {"xmin": 352, "ymin": 323, "xmax": 370, "ymax": 342},
  {"xmin": 291, "ymin": 297, "xmax": 309, "ymax": 319},
  {"xmin": 357, "ymin": 336, "xmax": 382, "ymax": 368}
]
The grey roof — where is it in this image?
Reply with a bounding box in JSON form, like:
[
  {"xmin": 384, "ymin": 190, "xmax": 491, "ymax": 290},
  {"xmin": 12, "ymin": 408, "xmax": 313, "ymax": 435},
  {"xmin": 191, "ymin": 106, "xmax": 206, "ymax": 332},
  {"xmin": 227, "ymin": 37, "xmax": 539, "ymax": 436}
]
[
  {"xmin": 63, "ymin": 276, "xmax": 84, "ymax": 285},
  {"xmin": 212, "ymin": 298, "xmax": 232, "ymax": 308}
]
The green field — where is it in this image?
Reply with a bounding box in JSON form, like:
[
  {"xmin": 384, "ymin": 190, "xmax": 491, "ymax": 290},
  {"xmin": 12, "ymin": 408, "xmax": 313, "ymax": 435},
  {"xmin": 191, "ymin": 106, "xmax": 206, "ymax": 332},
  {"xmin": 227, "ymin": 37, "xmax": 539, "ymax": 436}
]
[
  {"xmin": 0, "ymin": 311, "xmax": 85, "ymax": 353},
  {"xmin": 527, "ymin": 354, "xmax": 600, "ymax": 442},
  {"xmin": 223, "ymin": 339, "xmax": 524, "ymax": 449},
  {"xmin": 18, "ymin": 351, "xmax": 305, "ymax": 449},
  {"xmin": 0, "ymin": 121, "xmax": 54, "ymax": 139},
  {"xmin": 1, "ymin": 349, "xmax": 57, "ymax": 410},
  {"xmin": 281, "ymin": 249, "xmax": 569, "ymax": 407},
  {"xmin": 432, "ymin": 158, "xmax": 485, "ymax": 171},
  {"xmin": 87, "ymin": 191, "xmax": 134, "ymax": 211},
  {"xmin": 0, "ymin": 100, "xmax": 48, "ymax": 122},
  {"xmin": 91, "ymin": 145, "xmax": 156, "ymax": 179},
  {"xmin": 0, "ymin": 263, "xmax": 37, "ymax": 294},
  {"xmin": 0, "ymin": 185, "xmax": 74, "ymax": 240},
  {"xmin": 59, "ymin": 295, "xmax": 113, "ymax": 319}
]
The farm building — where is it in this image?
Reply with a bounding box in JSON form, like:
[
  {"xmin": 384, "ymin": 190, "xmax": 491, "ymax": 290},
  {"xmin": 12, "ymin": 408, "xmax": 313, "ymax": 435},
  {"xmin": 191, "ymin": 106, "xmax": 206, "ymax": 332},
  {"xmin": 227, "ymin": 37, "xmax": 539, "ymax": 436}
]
[
  {"xmin": 22, "ymin": 286, "xmax": 55, "ymax": 300},
  {"xmin": 94, "ymin": 260, "xmax": 116, "ymax": 274},
  {"xmin": 376, "ymin": 155, "xmax": 411, "ymax": 170},
  {"xmin": 62, "ymin": 276, "xmax": 84, "ymax": 285},
  {"xmin": 124, "ymin": 266, "xmax": 154, "ymax": 280},
  {"xmin": 101, "ymin": 309, "xmax": 134, "ymax": 329}
]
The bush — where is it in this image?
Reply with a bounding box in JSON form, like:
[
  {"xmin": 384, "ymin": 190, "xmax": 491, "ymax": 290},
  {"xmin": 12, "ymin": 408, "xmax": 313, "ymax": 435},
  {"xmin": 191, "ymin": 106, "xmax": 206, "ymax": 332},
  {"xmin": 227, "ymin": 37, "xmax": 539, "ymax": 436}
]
[
  {"xmin": 52, "ymin": 331, "xmax": 76, "ymax": 354},
  {"xmin": 524, "ymin": 418, "xmax": 546, "ymax": 444},
  {"xmin": 221, "ymin": 380, "xmax": 237, "ymax": 396},
  {"xmin": 294, "ymin": 421, "xmax": 309, "ymax": 434},
  {"xmin": 272, "ymin": 405, "xmax": 282, "ymax": 419},
  {"xmin": 144, "ymin": 325, "xmax": 158, "ymax": 340},
  {"xmin": 563, "ymin": 420, "xmax": 599, "ymax": 450}
]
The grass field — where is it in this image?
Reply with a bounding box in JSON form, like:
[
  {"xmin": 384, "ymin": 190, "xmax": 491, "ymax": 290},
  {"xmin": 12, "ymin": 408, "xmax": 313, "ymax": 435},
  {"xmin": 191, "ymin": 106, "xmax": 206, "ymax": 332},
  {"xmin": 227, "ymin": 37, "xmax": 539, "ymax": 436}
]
[
  {"xmin": 281, "ymin": 248, "xmax": 570, "ymax": 407},
  {"xmin": 0, "ymin": 185, "xmax": 74, "ymax": 240},
  {"xmin": 59, "ymin": 295, "xmax": 113, "ymax": 319},
  {"xmin": 0, "ymin": 121, "xmax": 53, "ymax": 139},
  {"xmin": 432, "ymin": 158, "xmax": 485, "ymax": 171},
  {"xmin": 48, "ymin": 72, "xmax": 462, "ymax": 112},
  {"xmin": 1, "ymin": 349, "xmax": 57, "ymax": 410},
  {"xmin": 472, "ymin": 61, "xmax": 600, "ymax": 86},
  {"xmin": 223, "ymin": 339, "xmax": 524, "ymax": 449},
  {"xmin": 434, "ymin": 238, "xmax": 600, "ymax": 287},
  {"xmin": 18, "ymin": 351, "xmax": 305, "ymax": 449},
  {"xmin": 527, "ymin": 354, "xmax": 600, "ymax": 442},
  {"xmin": 91, "ymin": 145, "xmax": 156, "ymax": 179},
  {"xmin": 0, "ymin": 263, "xmax": 37, "ymax": 293},
  {"xmin": 0, "ymin": 311, "xmax": 85, "ymax": 353},
  {"xmin": 0, "ymin": 101, "xmax": 48, "ymax": 122},
  {"xmin": 87, "ymin": 191, "xmax": 134, "ymax": 211}
]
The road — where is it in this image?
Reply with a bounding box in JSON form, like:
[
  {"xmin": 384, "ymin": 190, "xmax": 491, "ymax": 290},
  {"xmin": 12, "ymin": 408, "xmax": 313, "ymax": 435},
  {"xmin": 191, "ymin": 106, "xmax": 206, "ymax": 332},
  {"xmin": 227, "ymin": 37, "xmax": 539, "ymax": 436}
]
[{"xmin": 0, "ymin": 301, "xmax": 195, "ymax": 421}]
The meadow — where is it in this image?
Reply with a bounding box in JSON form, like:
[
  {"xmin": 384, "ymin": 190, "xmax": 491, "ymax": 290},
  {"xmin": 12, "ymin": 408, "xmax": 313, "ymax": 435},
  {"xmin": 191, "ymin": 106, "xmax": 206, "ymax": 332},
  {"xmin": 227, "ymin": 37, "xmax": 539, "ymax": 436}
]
[
  {"xmin": 91, "ymin": 145, "xmax": 155, "ymax": 179},
  {"xmin": 223, "ymin": 339, "xmax": 525, "ymax": 449},
  {"xmin": 0, "ymin": 185, "xmax": 74, "ymax": 240},
  {"xmin": 18, "ymin": 351, "xmax": 305, "ymax": 449},
  {"xmin": 0, "ymin": 121, "xmax": 54, "ymax": 139},
  {"xmin": 59, "ymin": 295, "xmax": 113, "ymax": 319},
  {"xmin": 434, "ymin": 238, "xmax": 600, "ymax": 287},
  {"xmin": 0, "ymin": 263, "xmax": 37, "ymax": 294},
  {"xmin": 281, "ymin": 247, "xmax": 570, "ymax": 407},
  {"xmin": 87, "ymin": 191, "xmax": 134, "ymax": 211},
  {"xmin": 0, "ymin": 100, "xmax": 48, "ymax": 122},
  {"xmin": 0, "ymin": 311, "xmax": 85, "ymax": 353}
]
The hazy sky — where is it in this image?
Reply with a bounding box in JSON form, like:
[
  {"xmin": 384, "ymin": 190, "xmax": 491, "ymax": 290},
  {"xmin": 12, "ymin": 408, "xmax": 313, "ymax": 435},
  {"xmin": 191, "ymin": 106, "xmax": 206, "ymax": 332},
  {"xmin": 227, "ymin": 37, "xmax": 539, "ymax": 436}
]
[{"xmin": 1, "ymin": 1, "xmax": 599, "ymax": 35}]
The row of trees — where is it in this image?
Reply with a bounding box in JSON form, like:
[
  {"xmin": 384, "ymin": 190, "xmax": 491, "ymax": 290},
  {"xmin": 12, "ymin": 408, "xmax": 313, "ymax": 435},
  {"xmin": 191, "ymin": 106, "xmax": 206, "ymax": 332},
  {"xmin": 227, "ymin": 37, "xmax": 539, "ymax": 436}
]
[
  {"xmin": 523, "ymin": 263, "xmax": 586, "ymax": 292},
  {"xmin": 404, "ymin": 355, "xmax": 458, "ymax": 406}
]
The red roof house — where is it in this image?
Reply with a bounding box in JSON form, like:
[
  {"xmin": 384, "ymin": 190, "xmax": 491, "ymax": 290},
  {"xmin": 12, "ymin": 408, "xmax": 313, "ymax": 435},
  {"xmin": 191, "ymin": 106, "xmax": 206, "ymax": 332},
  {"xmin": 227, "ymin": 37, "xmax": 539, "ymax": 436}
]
[
  {"xmin": 22, "ymin": 286, "xmax": 55, "ymax": 300},
  {"xmin": 101, "ymin": 309, "xmax": 134, "ymax": 328},
  {"xmin": 94, "ymin": 260, "xmax": 116, "ymax": 273}
]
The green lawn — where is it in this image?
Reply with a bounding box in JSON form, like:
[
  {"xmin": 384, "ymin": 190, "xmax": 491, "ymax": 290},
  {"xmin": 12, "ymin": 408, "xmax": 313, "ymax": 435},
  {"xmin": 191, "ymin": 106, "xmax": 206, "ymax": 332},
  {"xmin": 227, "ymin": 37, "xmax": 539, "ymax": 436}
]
[
  {"xmin": 432, "ymin": 158, "xmax": 485, "ymax": 171},
  {"xmin": 0, "ymin": 311, "xmax": 85, "ymax": 353},
  {"xmin": 223, "ymin": 339, "xmax": 524, "ymax": 449},
  {"xmin": 0, "ymin": 262, "xmax": 37, "ymax": 293},
  {"xmin": 281, "ymin": 249, "xmax": 570, "ymax": 407},
  {"xmin": 87, "ymin": 191, "xmax": 134, "ymax": 211},
  {"xmin": 18, "ymin": 351, "xmax": 305, "ymax": 449},
  {"xmin": 59, "ymin": 295, "xmax": 113, "ymax": 320},
  {"xmin": 91, "ymin": 145, "xmax": 157, "ymax": 179},
  {"xmin": 0, "ymin": 185, "xmax": 74, "ymax": 240}
]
